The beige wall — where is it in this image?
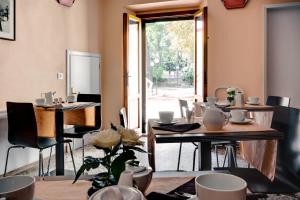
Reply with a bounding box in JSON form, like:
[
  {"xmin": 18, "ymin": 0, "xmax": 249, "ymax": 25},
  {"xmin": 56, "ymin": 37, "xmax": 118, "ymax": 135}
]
[
  {"xmin": 0, "ymin": 0, "xmax": 103, "ymax": 110},
  {"xmin": 102, "ymin": 0, "xmax": 300, "ymax": 128},
  {"xmin": 207, "ymin": 0, "xmax": 300, "ymax": 100}
]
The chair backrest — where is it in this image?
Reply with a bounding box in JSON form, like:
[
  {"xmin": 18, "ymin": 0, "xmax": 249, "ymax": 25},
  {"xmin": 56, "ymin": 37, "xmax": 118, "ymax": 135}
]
[
  {"xmin": 179, "ymin": 99, "xmax": 188, "ymax": 118},
  {"xmin": 214, "ymin": 86, "xmax": 244, "ymax": 101},
  {"xmin": 119, "ymin": 107, "xmax": 128, "ymax": 128},
  {"xmin": 6, "ymin": 102, "xmax": 38, "ymax": 147},
  {"xmin": 271, "ymin": 106, "xmax": 300, "ymax": 189},
  {"xmin": 77, "ymin": 94, "xmax": 101, "ymax": 129},
  {"xmin": 266, "ymin": 96, "xmax": 290, "ymax": 107}
]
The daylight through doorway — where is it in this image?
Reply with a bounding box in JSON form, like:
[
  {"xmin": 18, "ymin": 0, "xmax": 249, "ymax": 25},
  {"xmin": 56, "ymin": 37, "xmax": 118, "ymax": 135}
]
[{"xmin": 145, "ymin": 19, "xmax": 195, "ymax": 119}]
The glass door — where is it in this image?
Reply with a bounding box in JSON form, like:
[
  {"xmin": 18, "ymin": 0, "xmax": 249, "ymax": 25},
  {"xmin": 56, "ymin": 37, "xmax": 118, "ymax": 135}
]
[{"xmin": 194, "ymin": 7, "xmax": 208, "ymax": 101}]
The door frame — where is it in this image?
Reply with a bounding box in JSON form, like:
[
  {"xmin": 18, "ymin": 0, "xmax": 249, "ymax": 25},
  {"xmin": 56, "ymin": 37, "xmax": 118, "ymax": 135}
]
[
  {"xmin": 123, "ymin": 13, "xmax": 142, "ymax": 128},
  {"xmin": 140, "ymin": 11, "xmax": 207, "ymax": 132}
]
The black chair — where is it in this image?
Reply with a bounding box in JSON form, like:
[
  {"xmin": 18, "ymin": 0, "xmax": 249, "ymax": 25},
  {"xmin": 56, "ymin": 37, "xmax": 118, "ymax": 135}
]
[
  {"xmin": 221, "ymin": 95, "xmax": 291, "ymax": 168},
  {"xmin": 4, "ymin": 102, "xmax": 76, "ymax": 177},
  {"xmin": 63, "ymin": 94, "xmax": 101, "ymax": 164},
  {"xmin": 217, "ymin": 106, "xmax": 300, "ymax": 197},
  {"xmin": 119, "ymin": 107, "xmax": 128, "ymax": 128},
  {"xmin": 266, "ymin": 96, "xmax": 290, "ymax": 107}
]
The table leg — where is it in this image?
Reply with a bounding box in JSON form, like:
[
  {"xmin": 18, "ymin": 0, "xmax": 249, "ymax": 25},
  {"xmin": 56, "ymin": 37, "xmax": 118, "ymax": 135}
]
[
  {"xmin": 55, "ymin": 111, "xmax": 64, "ymax": 176},
  {"xmin": 198, "ymin": 141, "xmax": 211, "ymax": 170}
]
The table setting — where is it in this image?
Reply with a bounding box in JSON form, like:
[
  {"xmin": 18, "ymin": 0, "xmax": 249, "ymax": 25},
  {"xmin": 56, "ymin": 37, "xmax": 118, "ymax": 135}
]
[{"xmin": 147, "ymin": 92, "xmax": 282, "ymax": 172}]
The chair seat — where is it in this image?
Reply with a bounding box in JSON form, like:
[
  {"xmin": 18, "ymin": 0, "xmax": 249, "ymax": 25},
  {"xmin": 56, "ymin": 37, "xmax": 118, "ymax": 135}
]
[
  {"xmin": 37, "ymin": 137, "xmax": 72, "ymax": 149},
  {"xmin": 63, "ymin": 126, "xmax": 99, "ymax": 138}
]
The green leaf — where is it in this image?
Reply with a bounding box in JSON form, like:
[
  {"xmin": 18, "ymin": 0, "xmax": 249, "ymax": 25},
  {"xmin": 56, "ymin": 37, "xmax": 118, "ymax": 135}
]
[
  {"xmin": 125, "ymin": 146, "xmax": 148, "ymax": 153},
  {"xmin": 111, "ymin": 142, "xmax": 121, "ymax": 156},
  {"xmin": 73, "ymin": 157, "xmax": 101, "ymax": 183},
  {"xmin": 73, "ymin": 164, "xmax": 88, "ymax": 184},
  {"xmin": 111, "ymin": 150, "xmax": 136, "ymax": 181}
]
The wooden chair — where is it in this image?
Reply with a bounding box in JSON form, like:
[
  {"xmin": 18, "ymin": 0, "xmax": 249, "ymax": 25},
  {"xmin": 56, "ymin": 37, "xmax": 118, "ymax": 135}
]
[{"xmin": 4, "ymin": 102, "xmax": 76, "ymax": 176}]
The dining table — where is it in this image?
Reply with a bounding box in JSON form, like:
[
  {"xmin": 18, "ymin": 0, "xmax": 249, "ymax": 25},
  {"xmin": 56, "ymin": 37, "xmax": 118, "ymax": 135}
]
[
  {"xmin": 35, "ymin": 102, "xmax": 100, "ymax": 176},
  {"xmin": 147, "ymin": 113, "xmax": 283, "ymax": 172}
]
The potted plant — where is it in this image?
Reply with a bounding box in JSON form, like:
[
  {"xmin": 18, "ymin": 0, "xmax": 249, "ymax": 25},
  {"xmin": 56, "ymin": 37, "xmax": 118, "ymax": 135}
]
[
  {"xmin": 226, "ymin": 87, "xmax": 236, "ymax": 105},
  {"xmin": 73, "ymin": 123, "xmax": 146, "ymax": 196}
]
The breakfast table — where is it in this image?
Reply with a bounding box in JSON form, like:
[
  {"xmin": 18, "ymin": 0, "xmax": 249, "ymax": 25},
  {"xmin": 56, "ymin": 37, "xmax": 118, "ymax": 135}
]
[
  {"xmin": 147, "ymin": 115, "xmax": 283, "ymax": 172},
  {"xmin": 34, "ymin": 172, "xmax": 296, "ymax": 200},
  {"xmin": 34, "ymin": 102, "xmax": 100, "ymax": 176}
]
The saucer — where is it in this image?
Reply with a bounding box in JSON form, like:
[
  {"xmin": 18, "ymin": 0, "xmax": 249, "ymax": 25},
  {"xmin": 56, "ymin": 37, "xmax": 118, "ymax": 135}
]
[
  {"xmin": 230, "ymin": 118, "xmax": 252, "ymax": 124},
  {"xmin": 246, "ymin": 101, "xmax": 260, "ymax": 105},
  {"xmin": 155, "ymin": 120, "xmax": 177, "ymax": 126}
]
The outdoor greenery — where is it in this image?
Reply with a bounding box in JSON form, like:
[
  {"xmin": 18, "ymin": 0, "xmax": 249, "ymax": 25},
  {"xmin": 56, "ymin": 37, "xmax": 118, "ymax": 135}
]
[{"xmin": 146, "ymin": 20, "xmax": 195, "ymax": 86}]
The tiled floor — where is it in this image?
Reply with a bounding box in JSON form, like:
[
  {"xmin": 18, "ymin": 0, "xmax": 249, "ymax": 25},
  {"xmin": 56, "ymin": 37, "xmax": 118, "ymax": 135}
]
[{"xmin": 11, "ymin": 137, "xmax": 247, "ymax": 177}]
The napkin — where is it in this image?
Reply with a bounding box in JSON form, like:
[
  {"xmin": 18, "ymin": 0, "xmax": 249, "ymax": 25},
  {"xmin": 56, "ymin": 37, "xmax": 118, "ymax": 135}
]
[
  {"xmin": 152, "ymin": 123, "xmax": 201, "ymax": 132},
  {"xmin": 146, "ymin": 192, "xmax": 183, "ymax": 200}
]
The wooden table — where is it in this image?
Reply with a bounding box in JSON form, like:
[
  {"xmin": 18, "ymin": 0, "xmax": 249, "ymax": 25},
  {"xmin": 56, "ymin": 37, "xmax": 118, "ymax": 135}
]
[
  {"xmin": 224, "ymin": 104, "xmax": 273, "ymax": 112},
  {"xmin": 148, "ymin": 118, "xmax": 283, "ymax": 171},
  {"xmin": 36, "ymin": 102, "xmax": 100, "ymax": 176},
  {"xmin": 33, "ymin": 172, "xmax": 203, "ymax": 200}
]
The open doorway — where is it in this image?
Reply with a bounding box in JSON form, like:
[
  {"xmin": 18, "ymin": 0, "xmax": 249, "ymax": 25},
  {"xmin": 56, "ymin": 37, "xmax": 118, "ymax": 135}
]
[
  {"xmin": 123, "ymin": 9, "xmax": 207, "ymax": 132},
  {"xmin": 145, "ymin": 19, "xmax": 195, "ymax": 119}
]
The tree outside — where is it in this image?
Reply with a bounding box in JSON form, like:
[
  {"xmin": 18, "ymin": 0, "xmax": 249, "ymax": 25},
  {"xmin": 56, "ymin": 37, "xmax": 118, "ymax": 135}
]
[{"xmin": 146, "ymin": 20, "xmax": 195, "ymax": 118}]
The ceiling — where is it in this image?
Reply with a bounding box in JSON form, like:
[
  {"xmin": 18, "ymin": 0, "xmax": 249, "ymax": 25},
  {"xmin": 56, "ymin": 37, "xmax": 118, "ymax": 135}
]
[{"xmin": 127, "ymin": 0, "xmax": 202, "ymax": 13}]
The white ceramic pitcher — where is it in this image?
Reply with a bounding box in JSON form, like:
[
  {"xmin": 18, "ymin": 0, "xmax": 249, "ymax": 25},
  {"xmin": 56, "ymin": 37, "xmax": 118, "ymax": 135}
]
[{"xmin": 203, "ymin": 106, "xmax": 229, "ymax": 131}]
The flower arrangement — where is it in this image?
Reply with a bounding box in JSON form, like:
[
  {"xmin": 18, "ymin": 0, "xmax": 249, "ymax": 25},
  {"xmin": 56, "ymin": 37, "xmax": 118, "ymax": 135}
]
[
  {"xmin": 73, "ymin": 123, "xmax": 145, "ymax": 192},
  {"xmin": 226, "ymin": 87, "xmax": 236, "ymax": 105}
]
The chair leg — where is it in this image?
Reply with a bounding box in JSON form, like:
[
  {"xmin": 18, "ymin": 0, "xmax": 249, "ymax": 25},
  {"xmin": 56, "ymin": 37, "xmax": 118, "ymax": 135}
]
[
  {"xmin": 39, "ymin": 149, "xmax": 44, "ymax": 177},
  {"xmin": 177, "ymin": 142, "xmax": 182, "ymax": 171},
  {"xmin": 231, "ymin": 146, "xmax": 238, "ymax": 167},
  {"xmin": 215, "ymin": 145, "xmax": 219, "ymax": 168},
  {"xmin": 4, "ymin": 146, "xmax": 24, "ymax": 177},
  {"xmin": 193, "ymin": 147, "xmax": 197, "ymax": 171},
  {"xmin": 47, "ymin": 147, "xmax": 53, "ymax": 176},
  {"xmin": 68, "ymin": 142, "xmax": 77, "ymax": 175},
  {"xmin": 222, "ymin": 146, "xmax": 229, "ymax": 167},
  {"xmin": 82, "ymin": 138, "xmax": 85, "ymax": 165}
]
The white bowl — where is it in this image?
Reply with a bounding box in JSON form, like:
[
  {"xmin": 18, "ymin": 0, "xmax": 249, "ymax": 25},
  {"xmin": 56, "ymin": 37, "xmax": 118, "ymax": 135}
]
[
  {"xmin": 89, "ymin": 185, "xmax": 143, "ymax": 200},
  {"xmin": 133, "ymin": 167, "xmax": 153, "ymax": 193},
  {"xmin": 0, "ymin": 176, "xmax": 35, "ymax": 200},
  {"xmin": 195, "ymin": 173, "xmax": 247, "ymax": 200}
]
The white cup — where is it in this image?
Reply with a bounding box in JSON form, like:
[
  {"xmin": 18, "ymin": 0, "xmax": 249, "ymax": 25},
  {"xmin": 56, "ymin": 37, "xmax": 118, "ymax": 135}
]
[
  {"xmin": 195, "ymin": 173, "xmax": 247, "ymax": 200},
  {"xmin": 206, "ymin": 97, "xmax": 217, "ymax": 105},
  {"xmin": 230, "ymin": 109, "xmax": 247, "ymax": 122},
  {"xmin": 66, "ymin": 95, "xmax": 76, "ymax": 103},
  {"xmin": 159, "ymin": 111, "xmax": 174, "ymax": 124},
  {"xmin": 35, "ymin": 98, "xmax": 45, "ymax": 106},
  {"xmin": 248, "ymin": 96, "xmax": 259, "ymax": 104}
]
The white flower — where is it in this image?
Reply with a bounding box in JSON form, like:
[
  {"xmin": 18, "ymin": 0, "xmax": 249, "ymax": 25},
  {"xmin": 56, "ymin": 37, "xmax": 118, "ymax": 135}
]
[
  {"xmin": 226, "ymin": 87, "xmax": 236, "ymax": 93},
  {"xmin": 92, "ymin": 129, "xmax": 121, "ymax": 148},
  {"xmin": 118, "ymin": 126, "xmax": 144, "ymax": 146}
]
